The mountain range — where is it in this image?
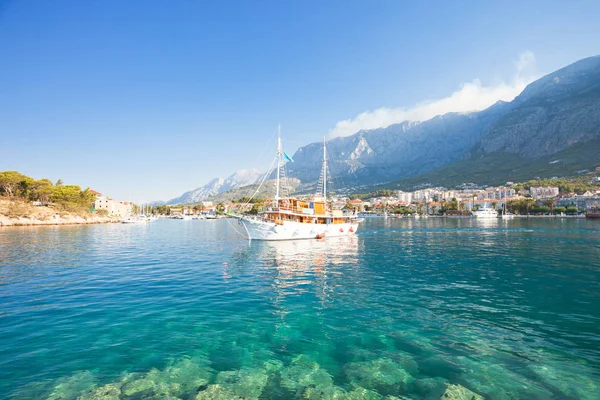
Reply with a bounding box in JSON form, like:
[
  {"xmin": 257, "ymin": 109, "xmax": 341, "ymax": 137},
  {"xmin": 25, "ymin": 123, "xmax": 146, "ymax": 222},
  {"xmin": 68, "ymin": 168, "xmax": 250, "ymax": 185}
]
[
  {"xmin": 163, "ymin": 55, "xmax": 600, "ymax": 204},
  {"xmin": 164, "ymin": 169, "xmax": 262, "ymax": 205}
]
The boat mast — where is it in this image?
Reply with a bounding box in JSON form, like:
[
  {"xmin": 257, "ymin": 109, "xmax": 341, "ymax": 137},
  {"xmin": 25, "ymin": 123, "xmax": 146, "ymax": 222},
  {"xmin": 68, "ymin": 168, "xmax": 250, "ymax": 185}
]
[
  {"xmin": 275, "ymin": 124, "xmax": 282, "ymax": 202},
  {"xmin": 323, "ymin": 136, "xmax": 327, "ymax": 199}
]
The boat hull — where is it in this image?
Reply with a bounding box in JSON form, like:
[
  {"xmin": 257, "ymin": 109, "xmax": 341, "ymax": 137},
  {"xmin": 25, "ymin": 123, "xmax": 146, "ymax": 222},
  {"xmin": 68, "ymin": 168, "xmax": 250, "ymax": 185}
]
[{"xmin": 240, "ymin": 217, "xmax": 359, "ymax": 241}]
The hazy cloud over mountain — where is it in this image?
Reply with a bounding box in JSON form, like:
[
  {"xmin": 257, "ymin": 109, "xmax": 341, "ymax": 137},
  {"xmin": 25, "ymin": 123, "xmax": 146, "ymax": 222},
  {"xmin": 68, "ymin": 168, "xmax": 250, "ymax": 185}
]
[{"xmin": 329, "ymin": 51, "xmax": 539, "ymax": 138}]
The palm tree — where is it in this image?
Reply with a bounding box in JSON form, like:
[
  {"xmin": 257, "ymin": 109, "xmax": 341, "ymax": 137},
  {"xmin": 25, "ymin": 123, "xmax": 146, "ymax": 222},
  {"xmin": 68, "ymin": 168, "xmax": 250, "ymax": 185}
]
[
  {"xmin": 545, "ymin": 199, "xmax": 556, "ymax": 214},
  {"xmin": 524, "ymin": 198, "xmax": 535, "ymax": 216}
]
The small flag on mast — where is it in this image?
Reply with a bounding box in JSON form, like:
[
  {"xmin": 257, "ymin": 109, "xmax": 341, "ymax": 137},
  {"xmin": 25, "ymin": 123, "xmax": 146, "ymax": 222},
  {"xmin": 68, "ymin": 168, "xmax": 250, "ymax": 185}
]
[{"xmin": 283, "ymin": 152, "xmax": 294, "ymax": 162}]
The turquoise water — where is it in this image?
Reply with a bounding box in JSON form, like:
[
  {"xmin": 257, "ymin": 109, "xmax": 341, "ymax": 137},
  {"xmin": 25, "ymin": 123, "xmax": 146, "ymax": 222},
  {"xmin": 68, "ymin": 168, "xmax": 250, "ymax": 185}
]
[{"xmin": 1, "ymin": 218, "xmax": 599, "ymax": 399}]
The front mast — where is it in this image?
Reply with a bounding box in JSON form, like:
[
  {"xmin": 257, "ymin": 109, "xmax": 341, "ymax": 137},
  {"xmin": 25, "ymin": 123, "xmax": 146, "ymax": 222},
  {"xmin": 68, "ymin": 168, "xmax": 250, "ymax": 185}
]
[
  {"xmin": 275, "ymin": 124, "xmax": 282, "ymax": 203},
  {"xmin": 323, "ymin": 136, "xmax": 327, "ymax": 200}
]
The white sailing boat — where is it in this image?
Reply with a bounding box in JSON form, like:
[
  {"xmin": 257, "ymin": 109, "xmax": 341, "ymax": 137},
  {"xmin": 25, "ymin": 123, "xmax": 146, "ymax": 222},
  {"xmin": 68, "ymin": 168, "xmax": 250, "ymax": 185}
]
[
  {"xmin": 234, "ymin": 127, "xmax": 361, "ymax": 241},
  {"xmin": 501, "ymin": 203, "xmax": 515, "ymax": 219}
]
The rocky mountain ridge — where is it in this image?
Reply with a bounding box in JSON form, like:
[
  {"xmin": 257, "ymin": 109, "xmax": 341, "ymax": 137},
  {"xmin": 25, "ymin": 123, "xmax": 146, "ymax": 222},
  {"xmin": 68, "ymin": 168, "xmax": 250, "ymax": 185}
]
[
  {"xmin": 162, "ymin": 55, "xmax": 600, "ymax": 202},
  {"xmin": 288, "ymin": 55, "xmax": 600, "ymax": 188},
  {"xmin": 165, "ymin": 169, "xmax": 262, "ymax": 205}
]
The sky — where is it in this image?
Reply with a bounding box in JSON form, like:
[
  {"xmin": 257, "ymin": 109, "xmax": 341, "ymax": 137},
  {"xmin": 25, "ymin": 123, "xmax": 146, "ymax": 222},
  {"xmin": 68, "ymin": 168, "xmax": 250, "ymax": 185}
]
[{"xmin": 1, "ymin": 0, "xmax": 599, "ymax": 202}]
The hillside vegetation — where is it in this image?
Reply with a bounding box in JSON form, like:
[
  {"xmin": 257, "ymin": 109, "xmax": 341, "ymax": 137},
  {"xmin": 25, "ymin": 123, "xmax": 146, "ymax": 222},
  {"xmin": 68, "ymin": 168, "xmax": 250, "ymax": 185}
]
[
  {"xmin": 384, "ymin": 139, "xmax": 600, "ymax": 191},
  {"xmin": 0, "ymin": 171, "xmax": 117, "ymax": 225},
  {"xmin": 0, "ymin": 171, "xmax": 96, "ymax": 211}
]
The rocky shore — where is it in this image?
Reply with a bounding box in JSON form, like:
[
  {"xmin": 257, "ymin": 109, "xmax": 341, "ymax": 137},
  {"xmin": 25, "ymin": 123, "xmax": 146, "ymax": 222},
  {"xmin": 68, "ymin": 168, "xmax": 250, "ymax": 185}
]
[{"xmin": 0, "ymin": 199, "xmax": 119, "ymax": 227}]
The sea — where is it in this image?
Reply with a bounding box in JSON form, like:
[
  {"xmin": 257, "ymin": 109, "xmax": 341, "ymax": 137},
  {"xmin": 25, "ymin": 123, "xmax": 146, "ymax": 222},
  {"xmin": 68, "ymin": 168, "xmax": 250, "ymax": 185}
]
[{"xmin": 0, "ymin": 218, "xmax": 599, "ymax": 399}]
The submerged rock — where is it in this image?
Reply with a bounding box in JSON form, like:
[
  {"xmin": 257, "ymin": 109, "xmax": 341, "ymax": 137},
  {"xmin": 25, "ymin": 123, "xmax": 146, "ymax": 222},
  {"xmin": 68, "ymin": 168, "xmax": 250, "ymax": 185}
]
[
  {"xmin": 344, "ymin": 387, "xmax": 382, "ymax": 400},
  {"xmin": 280, "ymin": 354, "xmax": 333, "ymax": 392},
  {"xmin": 389, "ymin": 330, "xmax": 436, "ymax": 355},
  {"xmin": 77, "ymin": 384, "xmax": 121, "ymax": 400},
  {"xmin": 162, "ymin": 357, "xmax": 212, "ymax": 397},
  {"xmin": 382, "ymin": 351, "xmax": 419, "ymax": 375},
  {"xmin": 440, "ymin": 384, "xmax": 483, "ymax": 400},
  {"xmin": 194, "ymin": 384, "xmax": 244, "ymax": 400},
  {"xmin": 48, "ymin": 371, "xmax": 98, "ymax": 400},
  {"xmin": 121, "ymin": 369, "xmax": 161, "ymax": 398},
  {"xmin": 119, "ymin": 356, "xmax": 212, "ymax": 399},
  {"xmin": 302, "ymin": 385, "xmax": 347, "ymax": 400},
  {"xmin": 412, "ymin": 377, "xmax": 449, "ymax": 399},
  {"xmin": 455, "ymin": 356, "xmax": 552, "ymax": 399},
  {"xmin": 262, "ymin": 359, "xmax": 284, "ymax": 374},
  {"xmin": 345, "ymin": 358, "xmax": 414, "ymax": 396},
  {"xmin": 215, "ymin": 368, "xmax": 268, "ymax": 399},
  {"xmin": 529, "ymin": 363, "xmax": 599, "ymax": 400}
]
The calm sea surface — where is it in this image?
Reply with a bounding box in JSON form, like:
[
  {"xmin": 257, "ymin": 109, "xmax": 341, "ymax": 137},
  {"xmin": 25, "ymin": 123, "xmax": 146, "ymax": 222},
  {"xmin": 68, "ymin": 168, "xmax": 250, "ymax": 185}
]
[{"xmin": 1, "ymin": 218, "xmax": 599, "ymax": 399}]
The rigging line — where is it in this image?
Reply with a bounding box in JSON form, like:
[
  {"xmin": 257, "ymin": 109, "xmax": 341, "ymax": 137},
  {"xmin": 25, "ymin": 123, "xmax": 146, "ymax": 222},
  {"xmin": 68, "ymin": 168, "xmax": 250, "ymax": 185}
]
[
  {"xmin": 282, "ymin": 159, "xmax": 291, "ymax": 198},
  {"xmin": 327, "ymin": 145, "xmax": 348, "ymax": 195},
  {"xmin": 225, "ymin": 217, "xmax": 248, "ymax": 239},
  {"xmin": 243, "ymin": 156, "xmax": 276, "ymax": 208},
  {"xmin": 228, "ymin": 126, "xmax": 279, "ymax": 204}
]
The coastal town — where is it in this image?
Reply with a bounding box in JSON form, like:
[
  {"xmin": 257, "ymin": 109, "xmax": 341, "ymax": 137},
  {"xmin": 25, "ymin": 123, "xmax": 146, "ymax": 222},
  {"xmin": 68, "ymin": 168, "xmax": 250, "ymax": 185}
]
[{"xmin": 2, "ymin": 168, "xmax": 600, "ymax": 226}]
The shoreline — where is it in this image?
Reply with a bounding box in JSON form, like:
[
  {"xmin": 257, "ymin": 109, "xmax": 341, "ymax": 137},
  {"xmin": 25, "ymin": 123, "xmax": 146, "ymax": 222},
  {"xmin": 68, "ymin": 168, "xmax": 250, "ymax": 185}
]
[
  {"xmin": 0, "ymin": 198, "xmax": 121, "ymax": 227},
  {"xmin": 0, "ymin": 215, "xmax": 120, "ymax": 227}
]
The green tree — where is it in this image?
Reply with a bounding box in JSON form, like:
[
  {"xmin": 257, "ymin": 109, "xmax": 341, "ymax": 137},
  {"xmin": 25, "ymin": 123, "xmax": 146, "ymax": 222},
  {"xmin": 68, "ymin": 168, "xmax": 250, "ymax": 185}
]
[
  {"xmin": 545, "ymin": 199, "xmax": 555, "ymax": 214},
  {"xmin": 51, "ymin": 185, "xmax": 95, "ymax": 208},
  {"xmin": 524, "ymin": 198, "xmax": 536, "ymax": 215},
  {"xmin": 216, "ymin": 202, "xmax": 225, "ymax": 215},
  {"xmin": 0, "ymin": 171, "xmax": 28, "ymax": 197},
  {"xmin": 30, "ymin": 179, "xmax": 55, "ymax": 202}
]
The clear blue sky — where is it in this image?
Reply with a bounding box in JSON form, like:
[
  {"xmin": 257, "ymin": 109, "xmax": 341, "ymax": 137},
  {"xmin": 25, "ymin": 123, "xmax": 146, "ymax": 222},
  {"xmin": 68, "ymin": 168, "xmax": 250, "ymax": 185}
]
[{"xmin": 1, "ymin": 0, "xmax": 599, "ymax": 201}]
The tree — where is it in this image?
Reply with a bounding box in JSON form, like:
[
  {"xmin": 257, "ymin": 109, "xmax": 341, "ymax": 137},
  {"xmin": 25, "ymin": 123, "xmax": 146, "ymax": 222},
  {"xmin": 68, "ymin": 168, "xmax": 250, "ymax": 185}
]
[
  {"xmin": 524, "ymin": 198, "xmax": 536, "ymax": 215},
  {"xmin": 55, "ymin": 179, "xmax": 64, "ymax": 187},
  {"xmin": 216, "ymin": 202, "xmax": 225, "ymax": 215},
  {"xmin": 545, "ymin": 199, "xmax": 555, "ymax": 214},
  {"xmin": 17, "ymin": 176, "xmax": 35, "ymax": 198},
  {"xmin": 29, "ymin": 179, "xmax": 55, "ymax": 202},
  {"xmin": 51, "ymin": 185, "xmax": 95, "ymax": 208},
  {"xmin": 0, "ymin": 171, "xmax": 28, "ymax": 197}
]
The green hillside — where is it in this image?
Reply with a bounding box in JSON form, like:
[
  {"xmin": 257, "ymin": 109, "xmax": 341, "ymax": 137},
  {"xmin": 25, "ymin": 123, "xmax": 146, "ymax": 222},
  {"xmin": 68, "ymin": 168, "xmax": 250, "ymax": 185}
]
[{"xmin": 384, "ymin": 139, "xmax": 600, "ymax": 190}]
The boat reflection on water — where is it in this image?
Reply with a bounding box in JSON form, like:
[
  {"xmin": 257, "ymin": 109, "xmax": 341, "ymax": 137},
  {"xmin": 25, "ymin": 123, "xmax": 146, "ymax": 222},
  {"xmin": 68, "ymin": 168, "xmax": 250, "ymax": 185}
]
[
  {"xmin": 472, "ymin": 217, "xmax": 499, "ymax": 228},
  {"xmin": 223, "ymin": 235, "xmax": 361, "ymax": 355},
  {"xmin": 226, "ymin": 235, "xmax": 360, "ymax": 298}
]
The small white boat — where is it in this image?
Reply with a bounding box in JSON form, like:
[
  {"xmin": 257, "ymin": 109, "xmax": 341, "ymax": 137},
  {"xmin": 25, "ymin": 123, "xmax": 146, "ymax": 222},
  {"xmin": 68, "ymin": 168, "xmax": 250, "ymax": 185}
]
[
  {"xmin": 501, "ymin": 204, "xmax": 515, "ymax": 219},
  {"xmin": 121, "ymin": 217, "xmax": 146, "ymax": 224},
  {"xmin": 471, "ymin": 207, "xmax": 498, "ymax": 219}
]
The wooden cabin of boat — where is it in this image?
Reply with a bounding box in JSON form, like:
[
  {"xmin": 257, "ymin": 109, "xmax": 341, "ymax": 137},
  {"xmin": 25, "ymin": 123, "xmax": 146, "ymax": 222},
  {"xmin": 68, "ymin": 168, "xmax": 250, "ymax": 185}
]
[{"xmin": 263, "ymin": 198, "xmax": 350, "ymax": 225}]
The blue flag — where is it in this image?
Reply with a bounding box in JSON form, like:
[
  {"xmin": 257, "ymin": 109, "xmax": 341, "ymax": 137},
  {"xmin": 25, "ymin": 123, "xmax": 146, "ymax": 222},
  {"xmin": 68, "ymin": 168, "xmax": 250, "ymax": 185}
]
[{"xmin": 284, "ymin": 152, "xmax": 294, "ymax": 162}]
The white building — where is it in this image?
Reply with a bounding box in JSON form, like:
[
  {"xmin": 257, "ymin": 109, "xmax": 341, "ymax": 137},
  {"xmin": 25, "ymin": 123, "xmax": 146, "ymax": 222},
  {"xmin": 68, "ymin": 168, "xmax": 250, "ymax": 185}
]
[
  {"xmin": 93, "ymin": 194, "xmax": 134, "ymax": 218},
  {"xmin": 396, "ymin": 191, "xmax": 413, "ymax": 204},
  {"xmin": 530, "ymin": 186, "xmax": 559, "ymax": 199}
]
